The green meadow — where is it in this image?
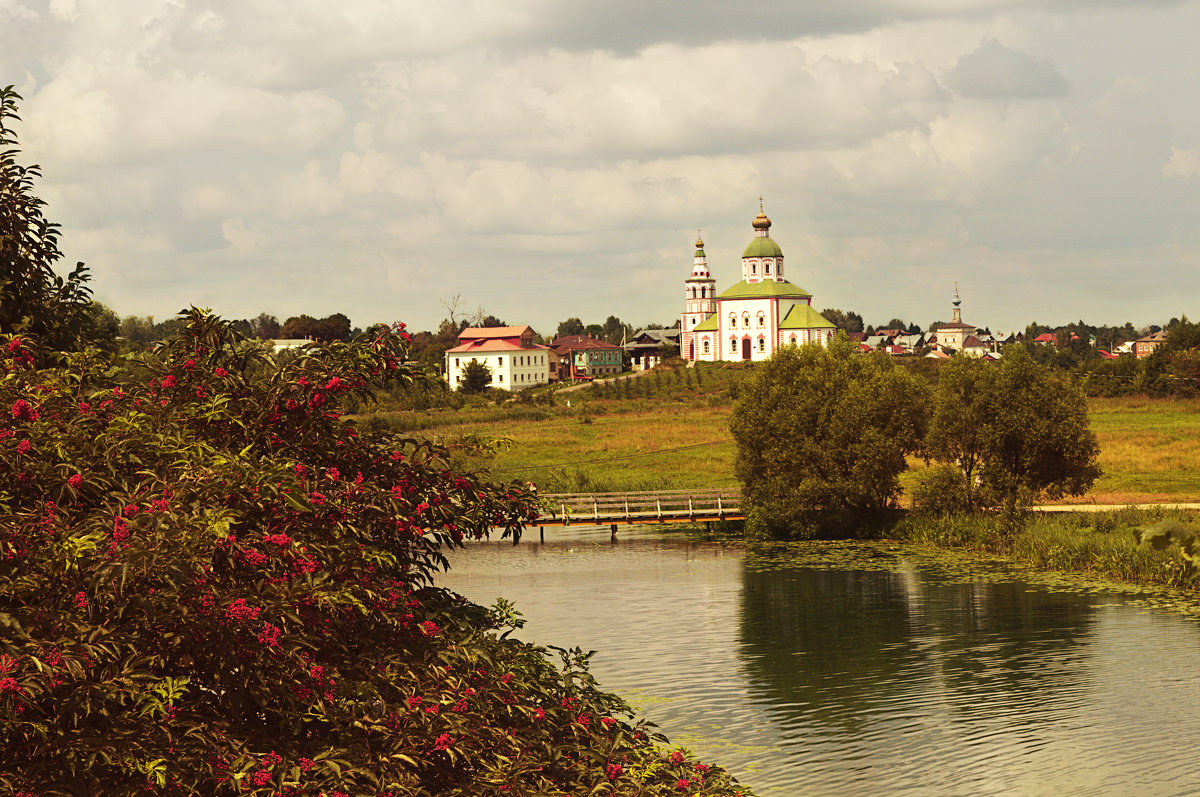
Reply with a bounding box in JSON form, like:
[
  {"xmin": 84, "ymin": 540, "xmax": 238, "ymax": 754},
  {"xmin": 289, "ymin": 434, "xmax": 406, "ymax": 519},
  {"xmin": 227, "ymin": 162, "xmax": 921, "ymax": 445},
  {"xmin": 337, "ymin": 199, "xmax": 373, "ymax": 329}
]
[{"xmin": 364, "ymin": 363, "xmax": 1200, "ymax": 503}]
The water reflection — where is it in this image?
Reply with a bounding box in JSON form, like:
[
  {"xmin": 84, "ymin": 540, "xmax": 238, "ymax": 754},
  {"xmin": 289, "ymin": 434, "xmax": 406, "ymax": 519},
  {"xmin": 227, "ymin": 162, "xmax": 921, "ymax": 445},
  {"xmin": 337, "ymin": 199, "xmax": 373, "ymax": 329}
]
[{"xmin": 441, "ymin": 532, "xmax": 1200, "ymax": 795}]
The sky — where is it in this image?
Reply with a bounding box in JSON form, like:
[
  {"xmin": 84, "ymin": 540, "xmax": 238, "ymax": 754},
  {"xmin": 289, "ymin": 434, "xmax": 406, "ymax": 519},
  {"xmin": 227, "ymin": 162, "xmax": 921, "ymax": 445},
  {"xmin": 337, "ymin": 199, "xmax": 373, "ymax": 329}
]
[{"xmin": 4, "ymin": 0, "xmax": 1200, "ymax": 336}]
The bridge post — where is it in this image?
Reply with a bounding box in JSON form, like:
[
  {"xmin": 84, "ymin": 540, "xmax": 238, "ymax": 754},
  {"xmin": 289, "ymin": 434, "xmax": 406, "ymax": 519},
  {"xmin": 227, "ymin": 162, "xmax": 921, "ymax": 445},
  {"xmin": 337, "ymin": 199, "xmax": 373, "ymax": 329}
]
[
  {"xmin": 610, "ymin": 523, "xmax": 618, "ymax": 541},
  {"xmin": 540, "ymin": 526, "xmax": 544, "ymax": 543}
]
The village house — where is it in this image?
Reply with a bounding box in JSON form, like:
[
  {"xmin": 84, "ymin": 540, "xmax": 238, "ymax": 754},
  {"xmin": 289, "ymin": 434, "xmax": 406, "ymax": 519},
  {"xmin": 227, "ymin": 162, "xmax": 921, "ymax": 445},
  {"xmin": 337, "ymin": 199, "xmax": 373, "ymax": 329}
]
[
  {"xmin": 551, "ymin": 334, "xmax": 623, "ymax": 379},
  {"xmin": 444, "ymin": 326, "xmax": 551, "ymax": 391},
  {"xmin": 625, "ymin": 328, "xmax": 680, "ymax": 371},
  {"xmin": 1133, "ymin": 330, "xmax": 1168, "ymax": 358}
]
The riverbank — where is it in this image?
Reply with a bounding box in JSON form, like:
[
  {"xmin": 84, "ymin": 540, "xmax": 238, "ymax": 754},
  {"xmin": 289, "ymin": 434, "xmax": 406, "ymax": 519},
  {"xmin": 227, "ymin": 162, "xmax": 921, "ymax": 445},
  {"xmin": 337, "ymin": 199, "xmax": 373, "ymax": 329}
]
[{"xmin": 896, "ymin": 507, "xmax": 1200, "ymax": 590}]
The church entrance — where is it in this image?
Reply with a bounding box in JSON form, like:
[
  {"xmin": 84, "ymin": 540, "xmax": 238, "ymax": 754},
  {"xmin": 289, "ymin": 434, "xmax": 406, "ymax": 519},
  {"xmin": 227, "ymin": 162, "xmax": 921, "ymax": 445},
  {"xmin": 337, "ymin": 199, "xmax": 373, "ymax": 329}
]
[
  {"xmin": 687, "ymin": 341, "xmax": 694, "ymax": 360},
  {"xmin": 741, "ymin": 337, "xmax": 751, "ymax": 360}
]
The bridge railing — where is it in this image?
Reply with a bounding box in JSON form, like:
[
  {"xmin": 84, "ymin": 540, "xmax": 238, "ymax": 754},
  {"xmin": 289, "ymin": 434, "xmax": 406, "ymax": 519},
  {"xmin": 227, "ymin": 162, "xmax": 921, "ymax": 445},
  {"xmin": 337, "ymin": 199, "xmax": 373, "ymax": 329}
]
[{"xmin": 539, "ymin": 489, "xmax": 742, "ymax": 525}]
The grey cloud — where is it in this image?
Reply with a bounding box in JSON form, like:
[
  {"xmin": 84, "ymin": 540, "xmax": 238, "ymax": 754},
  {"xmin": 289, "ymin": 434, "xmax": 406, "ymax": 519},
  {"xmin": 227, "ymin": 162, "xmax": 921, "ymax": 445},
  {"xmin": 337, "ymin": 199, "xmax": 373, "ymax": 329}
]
[
  {"xmin": 946, "ymin": 38, "xmax": 1070, "ymax": 98},
  {"xmin": 512, "ymin": 0, "xmax": 1190, "ymax": 52}
]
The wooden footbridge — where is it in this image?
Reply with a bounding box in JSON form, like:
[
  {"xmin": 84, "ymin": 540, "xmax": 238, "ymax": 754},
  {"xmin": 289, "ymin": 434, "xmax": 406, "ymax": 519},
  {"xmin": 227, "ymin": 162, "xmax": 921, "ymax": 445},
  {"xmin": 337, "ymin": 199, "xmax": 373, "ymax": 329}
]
[{"xmin": 535, "ymin": 489, "xmax": 743, "ymax": 540}]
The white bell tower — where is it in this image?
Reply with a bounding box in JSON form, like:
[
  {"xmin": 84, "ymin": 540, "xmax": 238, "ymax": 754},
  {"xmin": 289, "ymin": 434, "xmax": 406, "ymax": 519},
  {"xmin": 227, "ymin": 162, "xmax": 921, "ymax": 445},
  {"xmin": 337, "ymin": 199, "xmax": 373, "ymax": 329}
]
[{"xmin": 680, "ymin": 230, "xmax": 717, "ymax": 359}]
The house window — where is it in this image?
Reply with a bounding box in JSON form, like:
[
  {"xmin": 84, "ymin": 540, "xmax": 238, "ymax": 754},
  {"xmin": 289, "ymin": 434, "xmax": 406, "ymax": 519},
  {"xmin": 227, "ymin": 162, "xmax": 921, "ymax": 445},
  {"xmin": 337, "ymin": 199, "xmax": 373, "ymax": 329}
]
[
  {"xmin": 758, "ymin": 338, "xmax": 766, "ymax": 353},
  {"xmin": 498, "ymin": 374, "xmax": 503, "ymax": 383},
  {"xmin": 757, "ymin": 312, "xmax": 765, "ymax": 328},
  {"xmin": 497, "ymin": 357, "xmax": 503, "ymax": 367},
  {"xmin": 702, "ymin": 339, "xmax": 710, "ymax": 355},
  {"xmin": 455, "ymin": 358, "xmax": 459, "ymax": 367}
]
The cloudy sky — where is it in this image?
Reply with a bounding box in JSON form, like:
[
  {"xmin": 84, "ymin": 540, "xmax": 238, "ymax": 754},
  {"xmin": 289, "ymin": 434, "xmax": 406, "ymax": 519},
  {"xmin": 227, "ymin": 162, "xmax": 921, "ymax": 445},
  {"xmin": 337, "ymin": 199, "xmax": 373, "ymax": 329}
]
[{"xmin": 5, "ymin": 0, "xmax": 1200, "ymax": 335}]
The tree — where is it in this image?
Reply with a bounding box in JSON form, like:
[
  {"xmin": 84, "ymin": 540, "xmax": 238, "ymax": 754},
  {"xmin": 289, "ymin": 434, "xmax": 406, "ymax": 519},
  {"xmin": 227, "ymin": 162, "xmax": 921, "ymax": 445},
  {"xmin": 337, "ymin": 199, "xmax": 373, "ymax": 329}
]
[
  {"xmin": 601, "ymin": 315, "xmax": 627, "ymax": 345},
  {"xmin": 730, "ymin": 339, "xmax": 931, "ymax": 538},
  {"xmin": 120, "ymin": 315, "xmax": 157, "ymax": 347},
  {"xmin": 459, "ymin": 358, "xmax": 492, "ymax": 392},
  {"xmin": 820, "ymin": 309, "xmax": 864, "ymax": 334},
  {"xmin": 440, "ymin": 293, "xmax": 466, "ymax": 328},
  {"xmin": 251, "ymin": 312, "xmax": 280, "ymax": 340},
  {"xmin": 556, "ymin": 317, "xmax": 585, "ymax": 338},
  {"xmin": 279, "ymin": 313, "xmax": 351, "ymax": 343},
  {"xmin": 0, "ymin": 87, "xmax": 98, "ymax": 357},
  {"xmin": 80, "ymin": 301, "xmax": 120, "ymax": 349},
  {"xmin": 923, "ymin": 347, "xmax": 1100, "ymax": 517},
  {"xmin": 316, "ymin": 312, "xmax": 352, "ymax": 342},
  {"xmin": 280, "ymin": 314, "xmax": 319, "ymax": 339}
]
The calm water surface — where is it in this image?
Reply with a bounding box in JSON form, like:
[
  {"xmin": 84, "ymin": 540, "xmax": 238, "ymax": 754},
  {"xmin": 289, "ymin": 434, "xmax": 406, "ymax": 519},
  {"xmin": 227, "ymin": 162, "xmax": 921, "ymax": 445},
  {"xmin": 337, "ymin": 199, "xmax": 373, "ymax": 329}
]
[{"xmin": 437, "ymin": 526, "xmax": 1200, "ymax": 795}]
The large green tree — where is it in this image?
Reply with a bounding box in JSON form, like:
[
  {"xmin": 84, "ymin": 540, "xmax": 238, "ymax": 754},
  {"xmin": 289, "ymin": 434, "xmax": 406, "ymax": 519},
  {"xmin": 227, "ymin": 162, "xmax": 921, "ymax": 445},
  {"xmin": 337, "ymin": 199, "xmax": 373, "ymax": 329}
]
[
  {"xmin": 923, "ymin": 347, "xmax": 1100, "ymax": 515},
  {"xmin": 730, "ymin": 339, "xmax": 930, "ymax": 538},
  {"xmin": 0, "ymin": 87, "xmax": 98, "ymax": 356}
]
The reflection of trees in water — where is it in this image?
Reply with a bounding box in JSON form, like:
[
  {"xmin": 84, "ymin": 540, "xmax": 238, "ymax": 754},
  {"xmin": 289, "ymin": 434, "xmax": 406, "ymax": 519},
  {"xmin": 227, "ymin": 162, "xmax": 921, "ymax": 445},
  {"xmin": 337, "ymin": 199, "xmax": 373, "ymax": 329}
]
[{"xmin": 738, "ymin": 553, "xmax": 1098, "ymax": 735}]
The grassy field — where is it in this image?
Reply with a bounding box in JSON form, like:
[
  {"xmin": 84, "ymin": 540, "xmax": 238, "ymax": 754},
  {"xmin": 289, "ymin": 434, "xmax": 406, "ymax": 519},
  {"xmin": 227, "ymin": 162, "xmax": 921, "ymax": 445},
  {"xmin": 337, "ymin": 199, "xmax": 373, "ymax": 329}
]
[
  {"xmin": 1085, "ymin": 396, "xmax": 1200, "ymax": 502},
  {"xmin": 363, "ymin": 364, "xmax": 1200, "ymax": 502}
]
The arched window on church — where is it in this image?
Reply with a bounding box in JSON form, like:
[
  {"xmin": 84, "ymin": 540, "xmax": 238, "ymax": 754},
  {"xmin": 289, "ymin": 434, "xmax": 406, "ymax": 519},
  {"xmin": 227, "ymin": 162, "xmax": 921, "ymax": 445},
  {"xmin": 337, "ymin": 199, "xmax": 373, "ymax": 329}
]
[
  {"xmin": 789, "ymin": 334, "xmax": 797, "ymax": 345},
  {"xmin": 702, "ymin": 339, "xmax": 710, "ymax": 355},
  {"xmin": 729, "ymin": 337, "xmax": 736, "ymax": 352},
  {"xmin": 758, "ymin": 338, "xmax": 766, "ymax": 353},
  {"xmin": 750, "ymin": 262, "xmax": 756, "ymax": 275},
  {"xmin": 728, "ymin": 312, "xmax": 736, "ymax": 329},
  {"xmin": 757, "ymin": 311, "xmax": 765, "ymax": 328},
  {"xmin": 765, "ymin": 262, "xmax": 771, "ymax": 275},
  {"xmin": 742, "ymin": 312, "xmax": 750, "ymax": 329}
]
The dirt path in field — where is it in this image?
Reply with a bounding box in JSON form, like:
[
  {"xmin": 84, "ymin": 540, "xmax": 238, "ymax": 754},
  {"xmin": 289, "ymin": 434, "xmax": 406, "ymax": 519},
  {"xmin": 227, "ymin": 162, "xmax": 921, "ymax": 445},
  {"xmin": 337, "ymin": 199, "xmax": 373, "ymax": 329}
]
[{"xmin": 1036, "ymin": 502, "xmax": 1200, "ymax": 512}]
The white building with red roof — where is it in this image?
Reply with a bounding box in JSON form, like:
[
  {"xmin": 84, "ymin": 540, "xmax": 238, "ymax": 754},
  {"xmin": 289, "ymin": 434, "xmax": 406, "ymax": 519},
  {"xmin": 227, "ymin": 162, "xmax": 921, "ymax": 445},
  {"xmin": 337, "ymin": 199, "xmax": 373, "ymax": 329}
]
[{"xmin": 444, "ymin": 326, "xmax": 552, "ymax": 391}]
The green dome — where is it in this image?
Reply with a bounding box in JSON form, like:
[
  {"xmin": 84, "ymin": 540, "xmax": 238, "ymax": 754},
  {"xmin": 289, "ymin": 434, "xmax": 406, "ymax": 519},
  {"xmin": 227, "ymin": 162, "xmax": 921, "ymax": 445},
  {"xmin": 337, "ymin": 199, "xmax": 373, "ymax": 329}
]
[{"xmin": 742, "ymin": 236, "xmax": 783, "ymax": 258}]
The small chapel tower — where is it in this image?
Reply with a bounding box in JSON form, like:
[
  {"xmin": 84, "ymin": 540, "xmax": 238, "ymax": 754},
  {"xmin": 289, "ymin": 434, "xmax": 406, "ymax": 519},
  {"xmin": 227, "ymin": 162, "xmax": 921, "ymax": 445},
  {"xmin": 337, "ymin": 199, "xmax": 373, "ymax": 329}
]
[
  {"xmin": 681, "ymin": 230, "xmax": 717, "ymax": 336},
  {"xmin": 741, "ymin": 199, "xmax": 785, "ymax": 283}
]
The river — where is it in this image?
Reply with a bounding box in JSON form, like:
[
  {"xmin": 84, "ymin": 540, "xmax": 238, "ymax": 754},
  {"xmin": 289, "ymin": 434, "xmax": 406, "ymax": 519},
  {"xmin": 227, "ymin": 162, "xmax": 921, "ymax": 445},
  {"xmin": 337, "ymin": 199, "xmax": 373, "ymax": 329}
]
[{"xmin": 437, "ymin": 525, "xmax": 1200, "ymax": 795}]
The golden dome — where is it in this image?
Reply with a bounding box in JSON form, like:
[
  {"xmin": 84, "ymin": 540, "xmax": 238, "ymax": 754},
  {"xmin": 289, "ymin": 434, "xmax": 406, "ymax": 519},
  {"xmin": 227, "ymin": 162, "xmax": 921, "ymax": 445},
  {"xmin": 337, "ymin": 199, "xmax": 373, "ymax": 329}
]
[{"xmin": 752, "ymin": 197, "xmax": 771, "ymax": 230}]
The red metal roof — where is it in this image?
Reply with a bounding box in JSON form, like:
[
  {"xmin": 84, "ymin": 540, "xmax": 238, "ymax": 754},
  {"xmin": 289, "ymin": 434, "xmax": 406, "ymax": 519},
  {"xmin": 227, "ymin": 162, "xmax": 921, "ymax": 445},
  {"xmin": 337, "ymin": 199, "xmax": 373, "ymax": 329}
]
[
  {"xmin": 458, "ymin": 325, "xmax": 534, "ymax": 340},
  {"xmin": 550, "ymin": 335, "xmax": 621, "ymax": 352},
  {"xmin": 446, "ymin": 340, "xmax": 549, "ymax": 354}
]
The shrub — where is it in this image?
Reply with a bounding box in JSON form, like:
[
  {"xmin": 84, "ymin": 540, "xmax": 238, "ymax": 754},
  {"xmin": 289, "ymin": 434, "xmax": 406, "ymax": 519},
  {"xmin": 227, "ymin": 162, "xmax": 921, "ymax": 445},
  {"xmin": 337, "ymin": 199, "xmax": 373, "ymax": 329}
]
[
  {"xmin": 910, "ymin": 463, "xmax": 971, "ymax": 516},
  {"xmin": 0, "ymin": 312, "xmax": 750, "ymax": 796}
]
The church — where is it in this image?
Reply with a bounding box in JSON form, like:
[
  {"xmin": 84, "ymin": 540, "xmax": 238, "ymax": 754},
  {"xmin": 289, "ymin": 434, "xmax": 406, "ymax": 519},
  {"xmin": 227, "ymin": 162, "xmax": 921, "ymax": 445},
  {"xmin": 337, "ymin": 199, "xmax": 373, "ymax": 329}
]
[{"xmin": 680, "ymin": 205, "xmax": 836, "ymax": 362}]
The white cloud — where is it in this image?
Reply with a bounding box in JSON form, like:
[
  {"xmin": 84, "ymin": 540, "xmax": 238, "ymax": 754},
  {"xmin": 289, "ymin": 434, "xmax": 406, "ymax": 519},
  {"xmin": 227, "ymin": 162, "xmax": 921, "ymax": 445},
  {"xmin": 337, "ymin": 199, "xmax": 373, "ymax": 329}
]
[
  {"xmin": 6, "ymin": 0, "xmax": 1200, "ymax": 335},
  {"xmin": 1163, "ymin": 147, "xmax": 1200, "ymax": 178}
]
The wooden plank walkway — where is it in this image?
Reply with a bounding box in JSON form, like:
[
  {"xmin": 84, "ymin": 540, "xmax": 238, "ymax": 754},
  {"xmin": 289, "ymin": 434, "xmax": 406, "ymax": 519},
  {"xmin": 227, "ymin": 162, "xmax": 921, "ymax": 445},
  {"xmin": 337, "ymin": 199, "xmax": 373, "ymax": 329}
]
[
  {"xmin": 527, "ymin": 493, "xmax": 1200, "ymax": 541},
  {"xmin": 538, "ymin": 489, "xmax": 743, "ymax": 529}
]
